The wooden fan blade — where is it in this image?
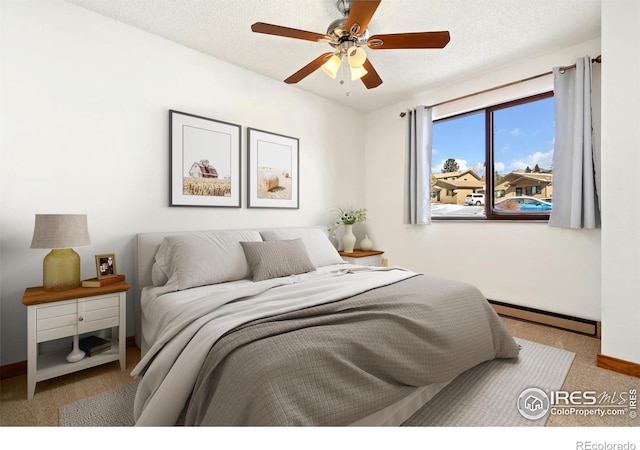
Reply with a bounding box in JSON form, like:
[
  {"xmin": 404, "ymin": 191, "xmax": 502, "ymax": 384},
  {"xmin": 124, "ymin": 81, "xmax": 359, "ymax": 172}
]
[
  {"xmin": 368, "ymin": 31, "xmax": 451, "ymax": 49},
  {"xmin": 360, "ymin": 59, "xmax": 383, "ymax": 89},
  {"xmin": 251, "ymin": 22, "xmax": 329, "ymax": 42},
  {"xmin": 284, "ymin": 53, "xmax": 333, "ymax": 84},
  {"xmin": 345, "ymin": 0, "xmax": 381, "ymax": 36}
]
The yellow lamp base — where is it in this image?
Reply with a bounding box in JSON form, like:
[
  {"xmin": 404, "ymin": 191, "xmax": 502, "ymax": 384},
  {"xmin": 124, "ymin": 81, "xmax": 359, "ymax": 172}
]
[{"xmin": 43, "ymin": 248, "xmax": 81, "ymax": 291}]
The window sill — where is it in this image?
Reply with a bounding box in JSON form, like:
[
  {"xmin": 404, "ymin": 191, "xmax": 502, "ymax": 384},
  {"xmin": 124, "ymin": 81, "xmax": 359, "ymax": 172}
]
[{"xmin": 431, "ymin": 215, "xmax": 550, "ymax": 223}]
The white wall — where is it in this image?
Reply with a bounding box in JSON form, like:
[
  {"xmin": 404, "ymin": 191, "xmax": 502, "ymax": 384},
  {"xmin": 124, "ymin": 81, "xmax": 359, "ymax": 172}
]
[
  {"xmin": 364, "ymin": 39, "xmax": 602, "ymax": 321},
  {"xmin": 3, "ymin": 1, "xmax": 637, "ymax": 371},
  {"xmin": 0, "ymin": 1, "xmax": 365, "ymax": 366},
  {"xmin": 600, "ymin": 0, "xmax": 640, "ymax": 365}
]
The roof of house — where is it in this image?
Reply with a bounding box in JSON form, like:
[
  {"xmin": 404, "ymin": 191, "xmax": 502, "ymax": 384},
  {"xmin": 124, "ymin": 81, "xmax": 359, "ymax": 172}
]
[
  {"xmin": 433, "ymin": 170, "xmax": 482, "ymax": 181},
  {"xmin": 497, "ymin": 171, "xmax": 552, "ymax": 188}
]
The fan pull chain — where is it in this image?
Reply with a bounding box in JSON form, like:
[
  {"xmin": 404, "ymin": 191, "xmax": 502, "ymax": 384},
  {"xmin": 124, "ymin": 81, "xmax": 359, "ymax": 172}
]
[{"xmin": 339, "ymin": 57, "xmax": 352, "ymax": 97}]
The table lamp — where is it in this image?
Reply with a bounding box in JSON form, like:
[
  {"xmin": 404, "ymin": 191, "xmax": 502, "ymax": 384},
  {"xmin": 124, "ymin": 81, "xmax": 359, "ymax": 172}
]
[{"xmin": 30, "ymin": 214, "xmax": 91, "ymax": 292}]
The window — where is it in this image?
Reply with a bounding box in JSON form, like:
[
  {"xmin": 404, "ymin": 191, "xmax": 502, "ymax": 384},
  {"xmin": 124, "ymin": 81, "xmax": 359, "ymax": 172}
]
[{"xmin": 431, "ymin": 92, "xmax": 554, "ymax": 220}]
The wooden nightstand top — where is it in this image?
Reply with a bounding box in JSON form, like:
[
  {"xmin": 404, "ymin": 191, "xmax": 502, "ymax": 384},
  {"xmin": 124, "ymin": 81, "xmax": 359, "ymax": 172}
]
[
  {"xmin": 22, "ymin": 281, "xmax": 130, "ymax": 306},
  {"xmin": 338, "ymin": 249, "xmax": 384, "ymax": 258}
]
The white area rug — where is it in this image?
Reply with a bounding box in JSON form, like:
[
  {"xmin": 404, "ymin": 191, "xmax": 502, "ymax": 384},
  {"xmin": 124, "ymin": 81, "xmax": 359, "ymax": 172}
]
[
  {"xmin": 59, "ymin": 338, "xmax": 574, "ymax": 427},
  {"xmin": 403, "ymin": 338, "xmax": 575, "ymax": 426},
  {"xmin": 59, "ymin": 381, "xmax": 137, "ymax": 427}
]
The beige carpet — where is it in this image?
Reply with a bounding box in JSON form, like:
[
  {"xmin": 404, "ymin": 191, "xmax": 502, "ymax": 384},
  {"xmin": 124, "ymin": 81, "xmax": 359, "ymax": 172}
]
[
  {"xmin": 58, "ymin": 338, "xmax": 574, "ymax": 427},
  {"xmin": 2, "ymin": 317, "xmax": 637, "ymax": 427}
]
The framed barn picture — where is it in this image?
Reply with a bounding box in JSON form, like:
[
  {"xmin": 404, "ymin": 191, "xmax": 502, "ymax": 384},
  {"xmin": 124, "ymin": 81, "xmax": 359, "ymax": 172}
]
[
  {"xmin": 95, "ymin": 254, "xmax": 117, "ymax": 279},
  {"xmin": 247, "ymin": 128, "xmax": 299, "ymax": 209},
  {"xmin": 170, "ymin": 110, "xmax": 241, "ymax": 207}
]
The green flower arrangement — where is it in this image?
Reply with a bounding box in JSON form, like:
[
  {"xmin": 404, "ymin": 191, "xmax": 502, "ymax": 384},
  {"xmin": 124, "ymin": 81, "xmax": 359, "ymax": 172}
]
[{"xmin": 328, "ymin": 207, "xmax": 367, "ymax": 237}]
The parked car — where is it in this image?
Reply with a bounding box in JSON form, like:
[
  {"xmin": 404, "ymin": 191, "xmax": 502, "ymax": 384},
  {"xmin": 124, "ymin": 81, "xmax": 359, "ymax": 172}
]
[
  {"xmin": 495, "ymin": 196, "xmax": 553, "ymax": 211},
  {"xmin": 464, "ymin": 193, "xmax": 485, "ymax": 205}
]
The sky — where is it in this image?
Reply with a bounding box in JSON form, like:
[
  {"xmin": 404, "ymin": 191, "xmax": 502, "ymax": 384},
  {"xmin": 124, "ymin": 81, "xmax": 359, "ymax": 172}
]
[
  {"xmin": 182, "ymin": 125, "xmax": 232, "ymax": 178},
  {"xmin": 256, "ymin": 139, "xmax": 293, "ymax": 171},
  {"xmin": 432, "ymin": 96, "xmax": 555, "ymax": 177}
]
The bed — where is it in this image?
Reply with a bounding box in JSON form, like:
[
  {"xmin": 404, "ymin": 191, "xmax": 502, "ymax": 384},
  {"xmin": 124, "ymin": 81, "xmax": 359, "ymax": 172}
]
[{"xmin": 132, "ymin": 227, "xmax": 519, "ymax": 426}]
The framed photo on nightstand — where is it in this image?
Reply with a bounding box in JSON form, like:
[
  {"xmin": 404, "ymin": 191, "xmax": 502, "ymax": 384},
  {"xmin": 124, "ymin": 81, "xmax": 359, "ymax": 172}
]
[{"xmin": 95, "ymin": 253, "xmax": 117, "ymax": 279}]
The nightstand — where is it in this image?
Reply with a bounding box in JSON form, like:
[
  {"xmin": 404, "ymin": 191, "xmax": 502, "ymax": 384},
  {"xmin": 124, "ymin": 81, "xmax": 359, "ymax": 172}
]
[
  {"xmin": 22, "ymin": 281, "xmax": 129, "ymax": 399},
  {"xmin": 338, "ymin": 249, "xmax": 386, "ymax": 266}
]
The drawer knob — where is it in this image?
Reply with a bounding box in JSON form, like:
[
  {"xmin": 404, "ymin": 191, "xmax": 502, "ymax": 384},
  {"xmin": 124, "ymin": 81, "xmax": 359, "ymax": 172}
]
[{"xmin": 78, "ymin": 316, "xmax": 84, "ymax": 322}]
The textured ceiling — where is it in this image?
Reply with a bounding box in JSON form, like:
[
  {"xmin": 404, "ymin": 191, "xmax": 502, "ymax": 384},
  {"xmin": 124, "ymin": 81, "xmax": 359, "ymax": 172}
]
[{"xmin": 64, "ymin": 0, "xmax": 601, "ymax": 112}]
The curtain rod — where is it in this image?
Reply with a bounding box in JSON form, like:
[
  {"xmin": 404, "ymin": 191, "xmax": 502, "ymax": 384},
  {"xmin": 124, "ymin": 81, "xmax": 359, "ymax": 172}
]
[{"xmin": 399, "ymin": 55, "xmax": 602, "ymax": 117}]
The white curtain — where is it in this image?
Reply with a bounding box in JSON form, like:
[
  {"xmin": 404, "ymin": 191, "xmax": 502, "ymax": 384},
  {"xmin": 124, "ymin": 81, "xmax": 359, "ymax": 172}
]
[
  {"xmin": 403, "ymin": 106, "xmax": 432, "ymax": 225},
  {"xmin": 549, "ymin": 56, "xmax": 601, "ymax": 229}
]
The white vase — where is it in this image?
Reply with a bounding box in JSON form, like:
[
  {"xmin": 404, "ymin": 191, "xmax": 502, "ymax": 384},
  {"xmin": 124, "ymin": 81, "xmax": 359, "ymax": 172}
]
[
  {"xmin": 360, "ymin": 235, "xmax": 373, "ymax": 251},
  {"xmin": 342, "ymin": 224, "xmax": 356, "ymax": 253}
]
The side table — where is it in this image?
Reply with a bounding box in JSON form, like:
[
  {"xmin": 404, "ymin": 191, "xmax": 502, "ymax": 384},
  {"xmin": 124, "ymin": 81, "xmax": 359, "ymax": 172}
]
[
  {"xmin": 338, "ymin": 249, "xmax": 386, "ymax": 266},
  {"xmin": 22, "ymin": 281, "xmax": 129, "ymax": 399}
]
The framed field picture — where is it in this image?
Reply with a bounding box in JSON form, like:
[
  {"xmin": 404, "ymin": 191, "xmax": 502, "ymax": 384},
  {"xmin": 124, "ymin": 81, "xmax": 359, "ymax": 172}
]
[
  {"xmin": 170, "ymin": 110, "xmax": 241, "ymax": 207},
  {"xmin": 247, "ymin": 128, "xmax": 299, "ymax": 209}
]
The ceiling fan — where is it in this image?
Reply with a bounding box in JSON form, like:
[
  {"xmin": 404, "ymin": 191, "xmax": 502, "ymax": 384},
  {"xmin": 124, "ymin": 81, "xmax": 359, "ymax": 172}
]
[{"xmin": 251, "ymin": 0, "xmax": 450, "ymax": 89}]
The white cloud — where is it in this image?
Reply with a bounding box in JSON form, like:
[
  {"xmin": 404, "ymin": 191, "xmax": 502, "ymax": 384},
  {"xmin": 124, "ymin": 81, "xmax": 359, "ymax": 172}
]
[
  {"xmin": 509, "ymin": 150, "xmax": 554, "ymax": 171},
  {"xmin": 509, "ymin": 128, "xmax": 522, "ymax": 136},
  {"xmin": 470, "ymin": 162, "xmax": 485, "ymax": 177},
  {"xmin": 456, "ymin": 159, "xmax": 469, "ymax": 171}
]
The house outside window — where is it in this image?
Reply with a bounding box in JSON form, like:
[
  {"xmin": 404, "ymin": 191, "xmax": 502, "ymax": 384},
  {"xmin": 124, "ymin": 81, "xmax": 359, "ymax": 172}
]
[{"xmin": 431, "ymin": 92, "xmax": 554, "ymax": 220}]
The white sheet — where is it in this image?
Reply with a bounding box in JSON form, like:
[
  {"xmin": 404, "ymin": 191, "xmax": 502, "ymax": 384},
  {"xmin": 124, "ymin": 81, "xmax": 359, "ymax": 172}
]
[{"xmin": 132, "ymin": 264, "xmax": 416, "ymax": 426}]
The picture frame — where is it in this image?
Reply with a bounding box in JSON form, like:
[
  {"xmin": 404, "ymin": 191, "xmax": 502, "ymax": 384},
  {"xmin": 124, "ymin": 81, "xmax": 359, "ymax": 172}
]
[
  {"xmin": 247, "ymin": 128, "xmax": 299, "ymax": 209},
  {"xmin": 170, "ymin": 110, "xmax": 241, "ymax": 207},
  {"xmin": 95, "ymin": 254, "xmax": 117, "ymax": 279}
]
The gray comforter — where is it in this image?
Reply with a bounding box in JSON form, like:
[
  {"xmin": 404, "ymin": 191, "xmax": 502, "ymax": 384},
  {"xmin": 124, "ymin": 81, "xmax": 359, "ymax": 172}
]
[{"xmin": 183, "ymin": 274, "xmax": 519, "ymax": 426}]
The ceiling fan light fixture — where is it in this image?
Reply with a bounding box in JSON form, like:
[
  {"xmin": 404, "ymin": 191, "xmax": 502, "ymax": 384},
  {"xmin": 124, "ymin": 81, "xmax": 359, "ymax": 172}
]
[
  {"xmin": 251, "ymin": 0, "xmax": 450, "ymax": 90},
  {"xmin": 350, "ymin": 64, "xmax": 368, "ymax": 80},
  {"xmin": 321, "ymin": 54, "xmax": 342, "ymax": 78},
  {"xmin": 347, "ymin": 46, "xmax": 367, "ymax": 68}
]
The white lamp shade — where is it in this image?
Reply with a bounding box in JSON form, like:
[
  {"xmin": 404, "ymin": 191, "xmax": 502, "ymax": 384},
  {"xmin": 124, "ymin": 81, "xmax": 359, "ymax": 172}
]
[
  {"xmin": 31, "ymin": 214, "xmax": 91, "ymax": 249},
  {"xmin": 347, "ymin": 46, "xmax": 367, "ymax": 68},
  {"xmin": 350, "ymin": 65, "xmax": 369, "ymax": 80},
  {"xmin": 321, "ymin": 55, "xmax": 342, "ymax": 78}
]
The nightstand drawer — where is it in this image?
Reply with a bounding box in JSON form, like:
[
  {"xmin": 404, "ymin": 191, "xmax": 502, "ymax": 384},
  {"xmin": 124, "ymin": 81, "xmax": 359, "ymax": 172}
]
[
  {"xmin": 83, "ymin": 295, "xmax": 119, "ymax": 312},
  {"xmin": 79, "ymin": 315, "xmax": 119, "ymax": 334},
  {"xmin": 80, "ymin": 295, "xmax": 119, "ymax": 333},
  {"xmin": 82, "ymin": 306, "xmax": 119, "ymax": 324},
  {"xmin": 37, "ymin": 323, "xmax": 78, "ymax": 342},
  {"xmin": 34, "ymin": 295, "xmax": 120, "ymax": 341},
  {"xmin": 37, "ymin": 301, "xmax": 76, "ymax": 320},
  {"xmin": 36, "ymin": 301, "xmax": 78, "ymax": 342}
]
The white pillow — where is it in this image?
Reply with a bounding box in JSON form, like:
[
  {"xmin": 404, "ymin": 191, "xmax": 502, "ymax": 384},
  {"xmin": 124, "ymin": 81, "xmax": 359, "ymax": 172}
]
[
  {"xmin": 151, "ymin": 263, "xmax": 169, "ymax": 286},
  {"xmin": 151, "ymin": 238, "xmax": 172, "ymax": 286},
  {"xmin": 154, "ymin": 230, "xmax": 263, "ymax": 290},
  {"xmin": 260, "ymin": 227, "xmax": 344, "ymax": 267}
]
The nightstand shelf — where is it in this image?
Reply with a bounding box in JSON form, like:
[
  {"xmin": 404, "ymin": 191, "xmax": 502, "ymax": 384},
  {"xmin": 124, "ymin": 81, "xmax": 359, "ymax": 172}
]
[
  {"xmin": 35, "ymin": 340, "xmax": 121, "ymax": 383},
  {"xmin": 22, "ymin": 281, "xmax": 129, "ymax": 399},
  {"xmin": 338, "ymin": 249, "xmax": 386, "ymax": 266}
]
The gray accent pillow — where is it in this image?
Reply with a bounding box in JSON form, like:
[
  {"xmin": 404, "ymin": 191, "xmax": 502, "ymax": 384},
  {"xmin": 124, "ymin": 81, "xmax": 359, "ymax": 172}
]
[
  {"xmin": 240, "ymin": 239, "xmax": 316, "ymax": 282},
  {"xmin": 259, "ymin": 227, "xmax": 344, "ymax": 267}
]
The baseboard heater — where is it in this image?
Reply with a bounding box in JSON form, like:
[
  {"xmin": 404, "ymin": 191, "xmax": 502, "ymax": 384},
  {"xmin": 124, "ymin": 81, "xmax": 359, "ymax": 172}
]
[{"xmin": 489, "ymin": 300, "xmax": 599, "ymax": 336}]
